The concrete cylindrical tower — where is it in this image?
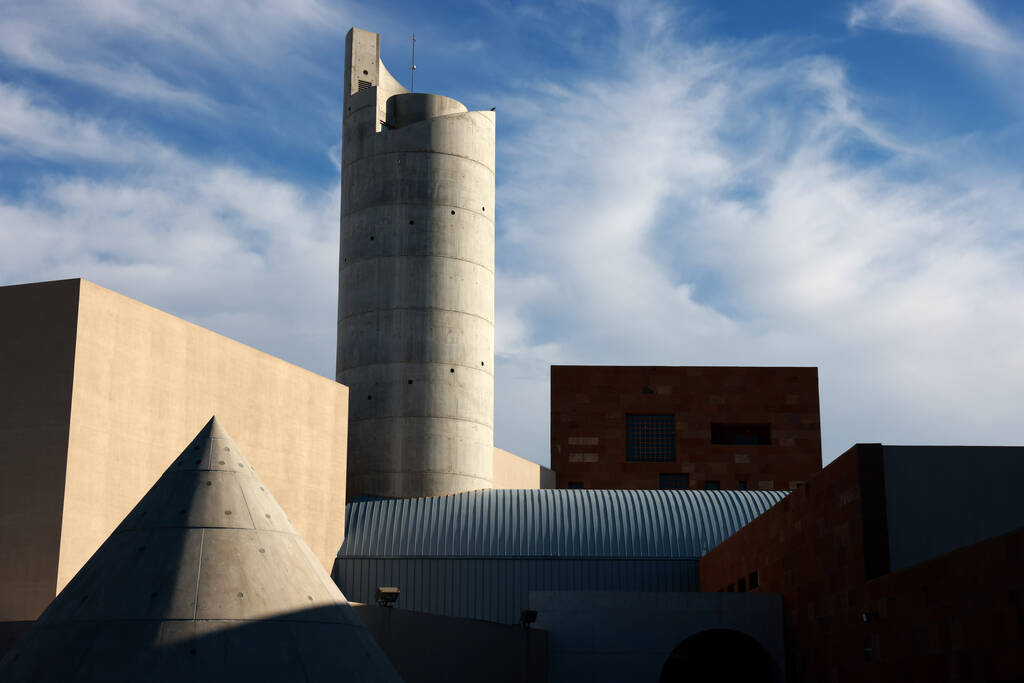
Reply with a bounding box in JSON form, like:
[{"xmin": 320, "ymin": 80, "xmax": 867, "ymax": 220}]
[{"xmin": 338, "ymin": 28, "xmax": 495, "ymax": 500}]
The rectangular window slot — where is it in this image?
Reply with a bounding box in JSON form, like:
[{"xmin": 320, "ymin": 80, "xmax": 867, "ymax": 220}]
[
  {"xmin": 568, "ymin": 482, "xmax": 583, "ymax": 489},
  {"xmin": 711, "ymin": 423, "xmax": 771, "ymax": 445},
  {"xmin": 704, "ymin": 480, "xmax": 720, "ymax": 490},
  {"xmin": 358, "ymin": 79, "xmax": 373, "ymax": 91},
  {"xmin": 749, "ymin": 570, "xmax": 759, "ymax": 589}
]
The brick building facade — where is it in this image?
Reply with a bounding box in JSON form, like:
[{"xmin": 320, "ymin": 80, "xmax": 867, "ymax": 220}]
[
  {"xmin": 699, "ymin": 444, "xmax": 1024, "ymax": 682},
  {"xmin": 550, "ymin": 365, "xmax": 821, "ymax": 490}
]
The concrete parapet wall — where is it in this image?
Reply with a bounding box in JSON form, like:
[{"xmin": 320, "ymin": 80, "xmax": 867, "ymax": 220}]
[{"xmin": 493, "ymin": 447, "xmax": 555, "ymax": 490}]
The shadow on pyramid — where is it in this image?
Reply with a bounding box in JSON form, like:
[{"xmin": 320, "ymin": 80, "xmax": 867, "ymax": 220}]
[{"xmin": 0, "ymin": 416, "xmax": 403, "ymax": 682}]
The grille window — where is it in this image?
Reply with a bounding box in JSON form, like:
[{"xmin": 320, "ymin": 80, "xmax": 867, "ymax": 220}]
[
  {"xmin": 626, "ymin": 414, "xmax": 675, "ymax": 462},
  {"xmin": 659, "ymin": 473, "xmax": 689, "ymax": 490},
  {"xmin": 358, "ymin": 79, "xmax": 373, "ymax": 91}
]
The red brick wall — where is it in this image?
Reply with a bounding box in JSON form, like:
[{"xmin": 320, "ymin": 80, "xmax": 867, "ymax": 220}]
[
  {"xmin": 550, "ymin": 366, "xmax": 821, "ymax": 490},
  {"xmin": 699, "ymin": 444, "xmax": 1024, "ymax": 682}
]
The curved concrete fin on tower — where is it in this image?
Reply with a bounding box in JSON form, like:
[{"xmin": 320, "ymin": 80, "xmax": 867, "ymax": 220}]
[{"xmin": 0, "ymin": 416, "xmax": 403, "ymax": 682}]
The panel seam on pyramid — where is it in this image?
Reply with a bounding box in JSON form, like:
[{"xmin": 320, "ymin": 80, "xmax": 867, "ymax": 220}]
[
  {"xmin": 233, "ymin": 469, "xmax": 258, "ymax": 529},
  {"xmin": 193, "ymin": 528, "xmax": 205, "ymax": 620}
]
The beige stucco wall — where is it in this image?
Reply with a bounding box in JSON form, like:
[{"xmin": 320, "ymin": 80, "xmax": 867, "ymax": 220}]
[
  {"xmin": 0, "ymin": 279, "xmax": 349, "ymax": 619},
  {"xmin": 492, "ymin": 447, "xmax": 554, "ymax": 490}
]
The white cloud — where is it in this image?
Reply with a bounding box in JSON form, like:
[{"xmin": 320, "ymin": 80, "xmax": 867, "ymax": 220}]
[
  {"xmin": 0, "ymin": 88, "xmax": 339, "ymax": 376},
  {"xmin": 0, "ymin": 0, "xmax": 348, "ymax": 109},
  {"xmin": 494, "ymin": 8, "xmax": 1024, "ymax": 464},
  {"xmin": 2, "ymin": 0, "xmax": 1022, "ymax": 472},
  {"xmin": 0, "ymin": 83, "xmax": 176, "ymax": 163},
  {"xmin": 848, "ymin": 0, "xmax": 1021, "ymax": 55}
]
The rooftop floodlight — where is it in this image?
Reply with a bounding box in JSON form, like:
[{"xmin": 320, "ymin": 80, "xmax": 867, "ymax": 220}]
[
  {"xmin": 376, "ymin": 586, "xmax": 400, "ymax": 607},
  {"xmin": 519, "ymin": 609, "xmax": 538, "ymax": 629}
]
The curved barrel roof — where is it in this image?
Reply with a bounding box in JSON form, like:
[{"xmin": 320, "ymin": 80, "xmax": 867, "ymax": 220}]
[{"xmin": 340, "ymin": 488, "xmax": 787, "ymax": 560}]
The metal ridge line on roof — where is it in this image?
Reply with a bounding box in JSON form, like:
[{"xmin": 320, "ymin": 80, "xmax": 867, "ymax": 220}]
[{"xmin": 339, "ymin": 488, "xmax": 788, "ymax": 560}]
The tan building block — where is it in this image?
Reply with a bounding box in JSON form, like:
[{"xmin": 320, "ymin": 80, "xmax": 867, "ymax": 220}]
[
  {"xmin": 492, "ymin": 447, "xmax": 555, "ymax": 490},
  {"xmin": 0, "ymin": 279, "xmax": 349, "ymax": 620}
]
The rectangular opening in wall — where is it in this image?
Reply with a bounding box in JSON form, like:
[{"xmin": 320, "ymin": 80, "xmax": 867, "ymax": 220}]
[
  {"xmin": 749, "ymin": 570, "xmax": 758, "ymax": 589},
  {"xmin": 568, "ymin": 482, "xmax": 583, "ymax": 489},
  {"xmin": 711, "ymin": 423, "xmax": 771, "ymax": 445},
  {"xmin": 659, "ymin": 473, "xmax": 689, "ymax": 490},
  {"xmin": 358, "ymin": 79, "xmax": 373, "ymax": 91},
  {"xmin": 626, "ymin": 414, "xmax": 675, "ymax": 462},
  {"xmin": 704, "ymin": 480, "xmax": 720, "ymax": 490},
  {"xmin": 737, "ymin": 480, "xmax": 747, "ymax": 490},
  {"xmin": 737, "ymin": 577, "xmax": 746, "ymax": 592}
]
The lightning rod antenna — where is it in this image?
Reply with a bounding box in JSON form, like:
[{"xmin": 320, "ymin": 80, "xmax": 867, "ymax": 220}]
[{"xmin": 411, "ymin": 33, "xmax": 417, "ymax": 92}]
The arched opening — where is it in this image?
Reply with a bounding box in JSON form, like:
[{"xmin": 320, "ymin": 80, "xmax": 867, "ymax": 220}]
[{"xmin": 659, "ymin": 628, "xmax": 778, "ymax": 683}]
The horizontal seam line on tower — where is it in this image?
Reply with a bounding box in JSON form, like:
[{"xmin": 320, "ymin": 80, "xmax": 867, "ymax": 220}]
[
  {"xmin": 341, "ymin": 149, "xmax": 496, "ymax": 176},
  {"xmin": 339, "ymin": 360, "xmax": 493, "ymax": 374},
  {"xmin": 342, "ymin": 200, "xmax": 494, "ymax": 222},
  {"xmin": 336, "ymin": 555, "xmax": 701, "ymax": 561},
  {"xmin": 339, "ymin": 253, "xmax": 495, "ymax": 276},
  {"xmin": 347, "ymin": 414, "xmax": 492, "ymax": 428},
  {"xmin": 338, "ymin": 306, "xmax": 494, "ymax": 325}
]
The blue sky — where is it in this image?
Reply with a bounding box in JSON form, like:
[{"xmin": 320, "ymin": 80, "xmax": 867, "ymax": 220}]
[{"xmin": 2, "ymin": 0, "xmax": 1023, "ymax": 466}]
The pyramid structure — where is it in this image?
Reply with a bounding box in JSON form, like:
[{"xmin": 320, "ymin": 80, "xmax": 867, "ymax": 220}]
[{"xmin": 0, "ymin": 417, "xmax": 402, "ymax": 682}]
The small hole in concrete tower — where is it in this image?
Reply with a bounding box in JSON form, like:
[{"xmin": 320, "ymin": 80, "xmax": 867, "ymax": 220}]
[
  {"xmin": 363, "ymin": 69, "xmax": 368, "ymax": 75},
  {"xmin": 408, "ymin": 380, "xmax": 413, "ymax": 384},
  {"xmin": 482, "ymin": 207, "xmax": 485, "ymax": 211},
  {"xmin": 450, "ymin": 368, "xmax": 455, "ymax": 373},
  {"xmin": 367, "ymin": 395, "xmax": 372, "ymax": 400},
  {"xmin": 224, "ymin": 510, "xmax": 232, "ymax": 515},
  {"xmin": 409, "ymin": 220, "xmax": 414, "ymax": 225},
  {"xmin": 370, "ymin": 236, "xmax": 374, "ymax": 241},
  {"xmin": 481, "ymin": 361, "xmax": 485, "ymax": 366},
  {"xmin": 451, "ymin": 210, "xmax": 455, "ymax": 215}
]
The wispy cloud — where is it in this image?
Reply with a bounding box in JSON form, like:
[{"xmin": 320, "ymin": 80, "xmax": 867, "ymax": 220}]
[
  {"xmin": 494, "ymin": 3, "xmax": 1024, "ymax": 462},
  {"xmin": 848, "ymin": 0, "xmax": 1021, "ymax": 55},
  {"xmin": 0, "ymin": 0, "xmax": 347, "ymax": 110},
  {"xmin": 0, "ymin": 87, "xmax": 339, "ymax": 374},
  {"xmin": 1, "ymin": 0, "xmax": 1021, "ymax": 468},
  {"xmin": 0, "ymin": 83, "xmax": 176, "ymax": 162}
]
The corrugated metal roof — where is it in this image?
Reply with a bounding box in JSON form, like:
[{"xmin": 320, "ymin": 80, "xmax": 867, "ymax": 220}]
[{"xmin": 339, "ymin": 489, "xmax": 787, "ymax": 559}]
